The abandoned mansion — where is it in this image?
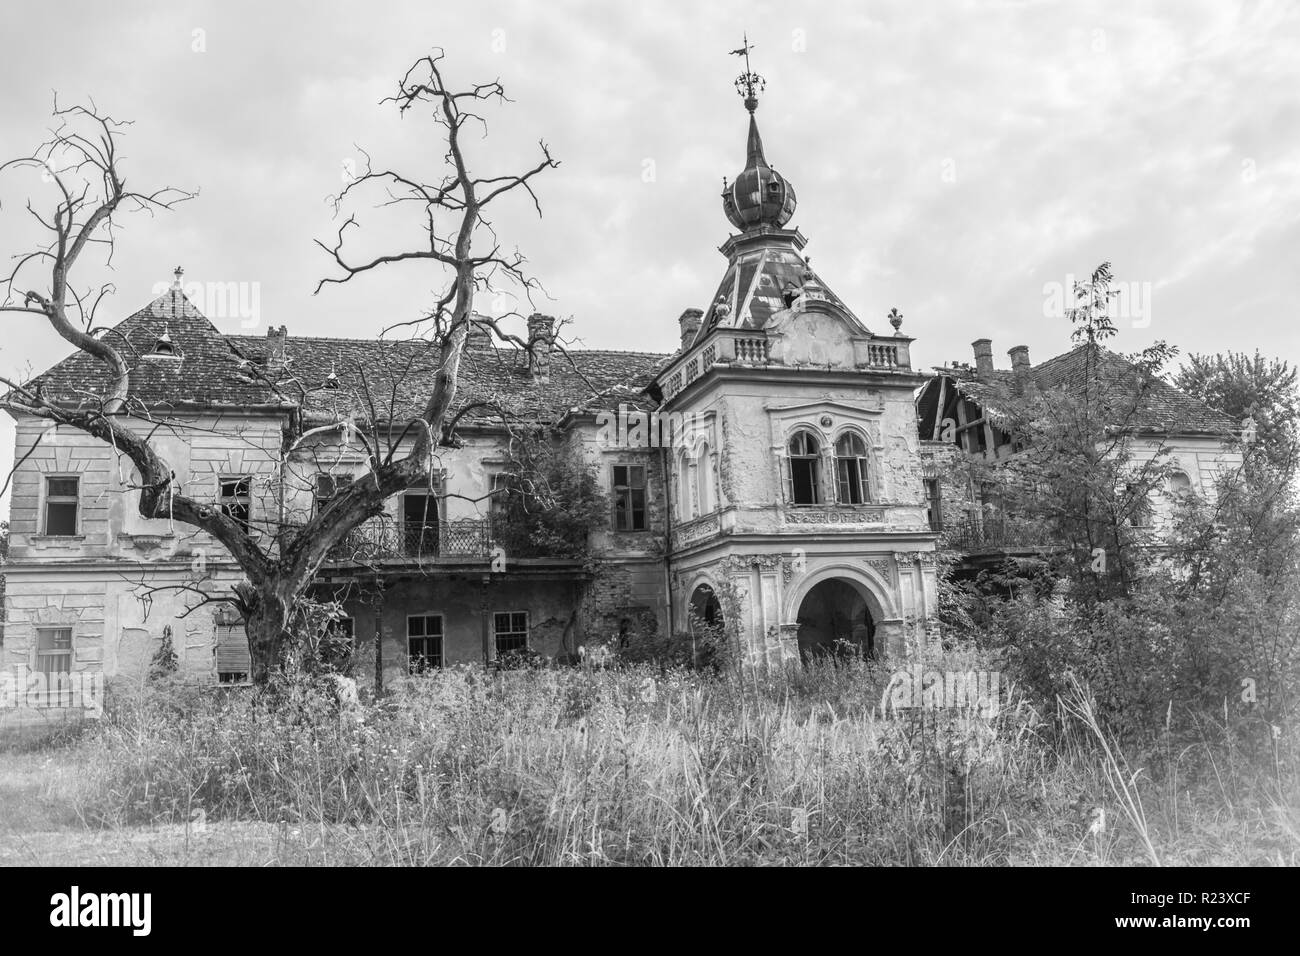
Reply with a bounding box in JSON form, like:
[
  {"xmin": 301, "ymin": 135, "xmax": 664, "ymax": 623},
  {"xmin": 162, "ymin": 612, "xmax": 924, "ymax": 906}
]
[{"xmin": 1, "ymin": 76, "xmax": 1242, "ymax": 691}]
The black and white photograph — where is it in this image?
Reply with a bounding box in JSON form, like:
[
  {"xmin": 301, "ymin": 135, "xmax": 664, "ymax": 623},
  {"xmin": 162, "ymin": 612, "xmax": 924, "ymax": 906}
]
[{"xmin": 0, "ymin": 0, "xmax": 1294, "ymax": 916}]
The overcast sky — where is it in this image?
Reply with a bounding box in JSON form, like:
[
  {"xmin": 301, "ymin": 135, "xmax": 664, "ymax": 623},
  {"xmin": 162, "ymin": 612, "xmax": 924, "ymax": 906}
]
[{"xmin": 2, "ymin": 0, "xmax": 1298, "ymax": 514}]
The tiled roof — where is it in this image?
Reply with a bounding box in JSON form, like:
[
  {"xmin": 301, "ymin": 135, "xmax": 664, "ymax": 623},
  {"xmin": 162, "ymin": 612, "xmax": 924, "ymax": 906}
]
[
  {"xmin": 29, "ymin": 290, "xmax": 286, "ymax": 411},
  {"xmin": 692, "ymin": 241, "xmax": 858, "ymax": 348},
  {"xmin": 941, "ymin": 344, "xmax": 1235, "ymax": 435},
  {"xmin": 225, "ymin": 332, "xmax": 666, "ymax": 426},
  {"xmin": 25, "ymin": 290, "xmax": 669, "ymax": 427}
]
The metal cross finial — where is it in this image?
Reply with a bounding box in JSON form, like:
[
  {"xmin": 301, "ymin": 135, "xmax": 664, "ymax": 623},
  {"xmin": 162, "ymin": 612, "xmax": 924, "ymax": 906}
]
[{"xmin": 730, "ymin": 33, "xmax": 764, "ymax": 111}]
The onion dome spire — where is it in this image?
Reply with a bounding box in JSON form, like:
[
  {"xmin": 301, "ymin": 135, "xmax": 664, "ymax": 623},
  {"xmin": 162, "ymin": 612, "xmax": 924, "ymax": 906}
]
[{"xmin": 721, "ymin": 35, "xmax": 797, "ymax": 232}]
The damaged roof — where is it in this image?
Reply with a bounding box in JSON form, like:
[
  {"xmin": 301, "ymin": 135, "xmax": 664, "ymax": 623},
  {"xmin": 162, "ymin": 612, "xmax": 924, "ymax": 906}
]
[
  {"xmin": 917, "ymin": 343, "xmax": 1236, "ymax": 437},
  {"xmin": 23, "ymin": 288, "xmax": 668, "ymax": 429},
  {"xmin": 691, "ymin": 239, "xmax": 859, "ymax": 348}
]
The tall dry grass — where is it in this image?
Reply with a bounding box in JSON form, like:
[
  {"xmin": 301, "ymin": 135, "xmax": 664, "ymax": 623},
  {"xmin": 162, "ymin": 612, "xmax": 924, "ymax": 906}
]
[{"xmin": 57, "ymin": 653, "xmax": 1297, "ymax": 866}]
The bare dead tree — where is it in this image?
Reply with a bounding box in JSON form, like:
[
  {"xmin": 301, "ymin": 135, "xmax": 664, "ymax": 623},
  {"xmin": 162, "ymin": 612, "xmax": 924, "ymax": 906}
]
[{"xmin": 0, "ymin": 53, "xmax": 559, "ymax": 684}]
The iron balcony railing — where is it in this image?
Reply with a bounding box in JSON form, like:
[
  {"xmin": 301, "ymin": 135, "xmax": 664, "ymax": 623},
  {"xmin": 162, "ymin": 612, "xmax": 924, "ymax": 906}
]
[
  {"xmin": 324, "ymin": 517, "xmax": 493, "ymax": 563},
  {"xmin": 945, "ymin": 515, "xmax": 1052, "ymax": 553}
]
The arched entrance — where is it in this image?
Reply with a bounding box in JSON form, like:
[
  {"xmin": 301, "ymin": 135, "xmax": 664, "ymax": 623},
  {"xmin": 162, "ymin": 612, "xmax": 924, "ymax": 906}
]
[
  {"xmin": 687, "ymin": 584, "xmax": 722, "ymax": 631},
  {"xmin": 685, "ymin": 583, "xmax": 725, "ymax": 669},
  {"xmin": 795, "ymin": 578, "xmax": 876, "ymax": 663}
]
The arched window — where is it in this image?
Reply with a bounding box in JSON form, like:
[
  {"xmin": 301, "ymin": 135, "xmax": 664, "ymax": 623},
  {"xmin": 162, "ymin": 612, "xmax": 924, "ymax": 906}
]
[
  {"xmin": 834, "ymin": 432, "xmax": 870, "ymax": 504},
  {"xmin": 678, "ymin": 448, "xmax": 694, "ymax": 520},
  {"xmin": 1168, "ymin": 471, "xmax": 1193, "ymax": 498},
  {"xmin": 699, "ymin": 442, "xmax": 715, "ymax": 514},
  {"xmin": 787, "ymin": 430, "xmax": 821, "ymax": 506}
]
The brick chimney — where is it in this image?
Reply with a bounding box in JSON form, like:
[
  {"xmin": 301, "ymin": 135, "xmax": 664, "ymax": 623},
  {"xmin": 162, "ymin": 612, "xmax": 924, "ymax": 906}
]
[
  {"xmin": 266, "ymin": 325, "xmax": 288, "ymax": 373},
  {"xmin": 1008, "ymin": 345, "xmax": 1031, "ymax": 375},
  {"xmin": 971, "ymin": 338, "xmax": 994, "ymax": 377},
  {"xmin": 678, "ymin": 308, "xmax": 703, "ymax": 350},
  {"xmin": 527, "ymin": 313, "xmax": 554, "ymax": 382}
]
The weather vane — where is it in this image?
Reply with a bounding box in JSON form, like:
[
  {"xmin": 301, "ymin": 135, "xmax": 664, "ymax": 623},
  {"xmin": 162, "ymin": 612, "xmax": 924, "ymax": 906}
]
[{"xmin": 730, "ymin": 33, "xmax": 764, "ymax": 111}]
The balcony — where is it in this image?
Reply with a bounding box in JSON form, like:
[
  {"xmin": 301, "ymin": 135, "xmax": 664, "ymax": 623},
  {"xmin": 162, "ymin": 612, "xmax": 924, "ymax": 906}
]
[
  {"xmin": 944, "ymin": 515, "xmax": 1052, "ymax": 554},
  {"xmin": 324, "ymin": 518, "xmax": 493, "ymax": 564}
]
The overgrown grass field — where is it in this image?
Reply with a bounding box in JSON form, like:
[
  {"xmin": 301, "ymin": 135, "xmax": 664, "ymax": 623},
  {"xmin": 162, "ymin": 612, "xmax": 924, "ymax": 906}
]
[{"xmin": 2, "ymin": 654, "xmax": 1295, "ymax": 866}]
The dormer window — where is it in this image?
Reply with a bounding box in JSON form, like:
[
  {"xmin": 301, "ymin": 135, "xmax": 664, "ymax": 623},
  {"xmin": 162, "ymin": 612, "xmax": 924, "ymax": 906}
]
[{"xmin": 146, "ymin": 326, "xmax": 181, "ymax": 360}]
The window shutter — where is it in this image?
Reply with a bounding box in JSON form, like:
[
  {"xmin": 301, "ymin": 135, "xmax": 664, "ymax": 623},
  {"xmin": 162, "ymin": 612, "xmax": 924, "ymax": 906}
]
[
  {"xmin": 215, "ymin": 625, "xmax": 250, "ymax": 677},
  {"xmin": 780, "ymin": 453, "xmax": 794, "ymax": 505}
]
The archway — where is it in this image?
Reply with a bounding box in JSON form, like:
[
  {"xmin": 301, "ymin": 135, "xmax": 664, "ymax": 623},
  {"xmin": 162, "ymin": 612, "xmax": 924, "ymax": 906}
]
[
  {"xmin": 688, "ymin": 584, "xmax": 722, "ymax": 631},
  {"xmin": 795, "ymin": 578, "xmax": 876, "ymax": 663}
]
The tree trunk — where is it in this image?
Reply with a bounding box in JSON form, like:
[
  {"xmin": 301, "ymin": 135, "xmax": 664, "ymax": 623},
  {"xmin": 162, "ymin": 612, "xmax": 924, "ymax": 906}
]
[{"xmin": 241, "ymin": 587, "xmax": 292, "ymax": 685}]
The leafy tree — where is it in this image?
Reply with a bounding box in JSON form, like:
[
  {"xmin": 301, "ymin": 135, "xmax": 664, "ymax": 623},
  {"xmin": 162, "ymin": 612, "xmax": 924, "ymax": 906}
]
[
  {"xmin": 1174, "ymin": 351, "xmax": 1299, "ymax": 477},
  {"xmin": 970, "ymin": 263, "xmax": 1181, "ymax": 605}
]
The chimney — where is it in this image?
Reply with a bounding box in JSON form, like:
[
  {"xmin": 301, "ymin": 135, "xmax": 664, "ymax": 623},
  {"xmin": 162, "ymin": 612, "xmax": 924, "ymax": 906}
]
[
  {"xmin": 527, "ymin": 313, "xmax": 554, "ymax": 381},
  {"xmin": 466, "ymin": 313, "xmax": 492, "ymax": 346},
  {"xmin": 678, "ymin": 308, "xmax": 703, "ymax": 350},
  {"xmin": 1008, "ymin": 345, "xmax": 1031, "ymax": 376},
  {"xmin": 971, "ymin": 339, "xmax": 994, "ymax": 376},
  {"xmin": 267, "ymin": 325, "xmax": 288, "ymax": 373}
]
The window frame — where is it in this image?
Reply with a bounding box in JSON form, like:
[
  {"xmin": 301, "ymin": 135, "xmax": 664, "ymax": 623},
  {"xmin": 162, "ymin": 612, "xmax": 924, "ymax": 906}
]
[
  {"xmin": 218, "ymin": 475, "xmax": 253, "ymax": 532},
  {"xmin": 314, "ymin": 473, "xmax": 354, "ymax": 515},
  {"xmin": 33, "ymin": 627, "xmax": 74, "ymax": 706},
  {"xmin": 493, "ymin": 610, "xmax": 529, "ymax": 658},
  {"xmin": 406, "ymin": 613, "xmax": 444, "ymax": 673},
  {"xmin": 833, "ymin": 431, "xmax": 871, "ymax": 505},
  {"xmin": 696, "ymin": 441, "xmax": 713, "ymax": 515},
  {"xmin": 924, "ymin": 478, "xmax": 943, "ymax": 532},
  {"xmin": 43, "ymin": 475, "xmax": 81, "ymax": 536},
  {"xmin": 612, "ymin": 463, "xmax": 648, "ymax": 532},
  {"xmin": 488, "ymin": 473, "xmax": 513, "ymax": 527},
  {"xmin": 1167, "ymin": 470, "xmax": 1194, "ymax": 499},
  {"xmin": 786, "ymin": 429, "xmax": 822, "ymax": 507},
  {"xmin": 676, "ymin": 449, "xmax": 694, "ymax": 521},
  {"xmin": 402, "ymin": 488, "xmax": 441, "ymax": 556}
]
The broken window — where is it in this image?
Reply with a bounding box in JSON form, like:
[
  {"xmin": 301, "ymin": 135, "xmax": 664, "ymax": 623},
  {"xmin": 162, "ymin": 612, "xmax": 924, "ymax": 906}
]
[
  {"xmin": 407, "ymin": 615, "xmax": 443, "ymax": 673},
  {"xmin": 494, "ymin": 611, "xmax": 529, "ymax": 657},
  {"xmin": 787, "ymin": 430, "xmax": 821, "ymax": 506},
  {"xmin": 924, "ymin": 478, "xmax": 943, "ymax": 532},
  {"xmin": 834, "ymin": 432, "xmax": 870, "ymax": 505},
  {"xmin": 43, "ymin": 476, "xmax": 79, "ymax": 536},
  {"xmin": 314, "ymin": 473, "xmax": 353, "ymax": 515},
  {"xmin": 219, "ymin": 476, "xmax": 252, "ymax": 532},
  {"xmin": 612, "ymin": 464, "xmax": 647, "ymax": 531}
]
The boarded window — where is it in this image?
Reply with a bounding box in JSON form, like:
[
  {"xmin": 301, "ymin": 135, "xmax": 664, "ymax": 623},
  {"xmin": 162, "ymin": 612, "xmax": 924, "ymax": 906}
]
[
  {"xmin": 612, "ymin": 464, "xmax": 647, "ymax": 531},
  {"xmin": 219, "ymin": 476, "xmax": 252, "ymax": 532},
  {"xmin": 44, "ymin": 477, "xmax": 79, "ymax": 536},
  {"xmin": 215, "ymin": 625, "xmax": 250, "ymax": 684},
  {"xmin": 407, "ymin": 615, "xmax": 443, "ymax": 673},
  {"xmin": 493, "ymin": 611, "xmax": 529, "ymax": 657}
]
